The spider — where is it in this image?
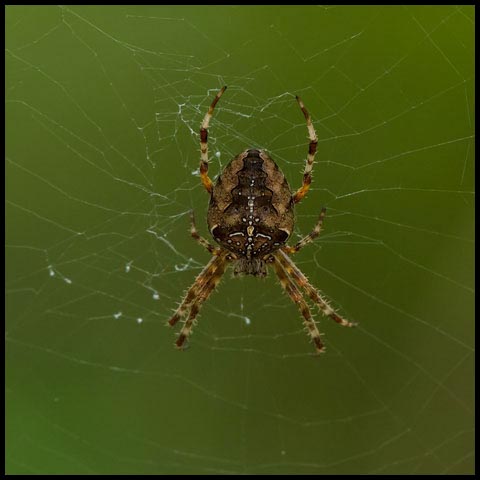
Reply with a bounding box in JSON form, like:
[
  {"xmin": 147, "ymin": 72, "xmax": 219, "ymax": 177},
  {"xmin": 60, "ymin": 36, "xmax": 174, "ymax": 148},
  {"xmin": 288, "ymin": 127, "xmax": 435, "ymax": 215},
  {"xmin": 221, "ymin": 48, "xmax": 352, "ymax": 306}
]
[{"xmin": 168, "ymin": 86, "xmax": 355, "ymax": 354}]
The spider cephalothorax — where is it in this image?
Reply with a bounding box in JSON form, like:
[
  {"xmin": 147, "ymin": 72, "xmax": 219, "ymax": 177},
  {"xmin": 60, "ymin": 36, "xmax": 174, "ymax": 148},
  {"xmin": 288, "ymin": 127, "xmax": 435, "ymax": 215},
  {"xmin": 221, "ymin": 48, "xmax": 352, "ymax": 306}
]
[{"xmin": 168, "ymin": 86, "xmax": 355, "ymax": 354}]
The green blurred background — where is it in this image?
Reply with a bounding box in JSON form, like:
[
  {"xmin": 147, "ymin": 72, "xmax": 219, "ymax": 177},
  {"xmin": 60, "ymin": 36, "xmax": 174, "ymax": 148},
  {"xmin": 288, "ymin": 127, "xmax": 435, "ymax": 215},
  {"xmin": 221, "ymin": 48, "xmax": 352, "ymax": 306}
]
[{"xmin": 6, "ymin": 5, "xmax": 474, "ymax": 475}]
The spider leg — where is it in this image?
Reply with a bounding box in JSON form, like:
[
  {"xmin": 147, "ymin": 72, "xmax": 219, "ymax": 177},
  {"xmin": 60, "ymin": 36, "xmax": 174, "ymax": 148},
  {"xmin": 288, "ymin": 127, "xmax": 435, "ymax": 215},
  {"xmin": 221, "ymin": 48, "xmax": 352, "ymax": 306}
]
[
  {"xmin": 282, "ymin": 207, "xmax": 326, "ymax": 255},
  {"xmin": 272, "ymin": 255, "xmax": 325, "ymax": 353},
  {"xmin": 167, "ymin": 252, "xmax": 225, "ymax": 327},
  {"xmin": 200, "ymin": 86, "xmax": 227, "ymax": 194},
  {"xmin": 276, "ymin": 250, "xmax": 356, "ymax": 328},
  {"xmin": 293, "ymin": 95, "xmax": 318, "ymax": 204},
  {"xmin": 175, "ymin": 254, "xmax": 228, "ymax": 348},
  {"xmin": 190, "ymin": 210, "xmax": 218, "ymax": 254}
]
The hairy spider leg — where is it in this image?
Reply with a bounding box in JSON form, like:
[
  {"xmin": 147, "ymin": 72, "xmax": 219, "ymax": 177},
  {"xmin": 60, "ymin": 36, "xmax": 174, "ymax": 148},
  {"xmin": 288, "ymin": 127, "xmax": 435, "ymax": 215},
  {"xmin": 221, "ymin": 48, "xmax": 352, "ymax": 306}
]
[
  {"xmin": 282, "ymin": 207, "xmax": 327, "ymax": 255},
  {"xmin": 175, "ymin": 253, "xmax": 228, "ymax": 348},
  {"xmin": 167, "ymin": 253, "xmax": 225, "ymax": 327},
  {"xmin": 190, "ymin": 210, "xmax": 218, "ymax": 254},
  {"xmin": 293, "ymin": 96, "xmax": 318, "ymax": 204},
  {"xmin": 200, "ymin": 86, "xmax": 227, "ymax": 194},
  {"xmin": 276, "ymin": 250, "xmax": 356, "ymax": 328},
  {"xmin": 272, "ymin": 256, "xmax": 325, "ymax": 353}
]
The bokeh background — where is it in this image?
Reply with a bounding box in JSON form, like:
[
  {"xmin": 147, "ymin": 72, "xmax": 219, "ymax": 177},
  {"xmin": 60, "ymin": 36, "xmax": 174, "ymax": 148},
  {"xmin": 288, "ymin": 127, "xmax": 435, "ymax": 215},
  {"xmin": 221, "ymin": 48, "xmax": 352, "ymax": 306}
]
[{"xmin": 6, "ymin": 5, "xmax": 474, "ymax": 475}]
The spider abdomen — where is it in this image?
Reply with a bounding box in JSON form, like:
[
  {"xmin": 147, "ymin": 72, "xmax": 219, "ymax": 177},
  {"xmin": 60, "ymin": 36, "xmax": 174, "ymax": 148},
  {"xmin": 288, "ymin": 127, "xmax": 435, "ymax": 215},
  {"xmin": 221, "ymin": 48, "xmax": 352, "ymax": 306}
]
[{"xmin": 207, "ymin": 149, "xmax": 294, "ymax": 265}]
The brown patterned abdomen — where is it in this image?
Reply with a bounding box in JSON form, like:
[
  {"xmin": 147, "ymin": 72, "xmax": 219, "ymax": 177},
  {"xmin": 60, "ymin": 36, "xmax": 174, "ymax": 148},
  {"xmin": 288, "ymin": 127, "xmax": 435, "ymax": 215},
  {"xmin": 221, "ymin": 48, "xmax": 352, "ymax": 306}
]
[{"xmin": 207, "ymin": 149, "xmax": 294, "ymax": 260}]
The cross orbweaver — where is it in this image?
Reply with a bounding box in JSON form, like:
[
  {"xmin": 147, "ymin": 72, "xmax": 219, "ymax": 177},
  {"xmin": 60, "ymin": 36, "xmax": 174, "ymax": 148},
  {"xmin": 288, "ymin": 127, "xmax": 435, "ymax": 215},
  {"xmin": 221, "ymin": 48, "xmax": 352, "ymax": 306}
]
[{"xmin": 168, "ymin": 86, "xmax": 355, "ymax": 354}]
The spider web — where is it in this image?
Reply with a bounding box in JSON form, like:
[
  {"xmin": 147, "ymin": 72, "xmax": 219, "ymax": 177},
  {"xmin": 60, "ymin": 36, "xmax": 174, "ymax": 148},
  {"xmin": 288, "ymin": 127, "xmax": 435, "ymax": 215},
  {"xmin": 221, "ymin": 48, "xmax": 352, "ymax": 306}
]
[{"xmin": 5, "ymin": 5, "xmax": 475, "ymax": 475}]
